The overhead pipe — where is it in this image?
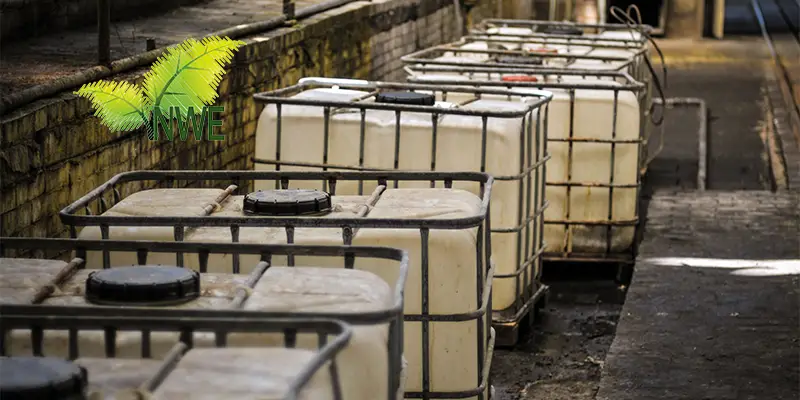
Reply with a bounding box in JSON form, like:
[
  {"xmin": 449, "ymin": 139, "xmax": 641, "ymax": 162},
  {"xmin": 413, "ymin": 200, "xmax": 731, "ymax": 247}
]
[{"xmin": 0, "ymin": 0, "xmax": 366, "ymax": 117}]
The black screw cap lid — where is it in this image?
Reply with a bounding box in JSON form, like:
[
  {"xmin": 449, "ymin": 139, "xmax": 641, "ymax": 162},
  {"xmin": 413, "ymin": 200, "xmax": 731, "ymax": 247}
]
[
  {"xmin": 85, "ymin": 266, "xmax": 200, "ymax": 306},
  {"xmin": 375, "ymin": 91, "xmax": 436, "ymax": 106},
  {"xmin": 243, "ymin": 189, "xmax": 332, "ymax": 216},
  {"xmin": 542, "ymin": 26, "xmax": 584, "ymax": 36},
  {"xmin": 0, "ymin": 357, "xmax": 88, "ymax": 400},
  {"xmin": 497, "ymin": 56, "xmax": 544, "ymax": 65}
]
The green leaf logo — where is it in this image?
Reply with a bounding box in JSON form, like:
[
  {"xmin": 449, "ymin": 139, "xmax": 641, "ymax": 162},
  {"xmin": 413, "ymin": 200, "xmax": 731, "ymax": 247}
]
[{"xmin": 75, "ymin": 36, "xmax": 246, "ymax": 135}]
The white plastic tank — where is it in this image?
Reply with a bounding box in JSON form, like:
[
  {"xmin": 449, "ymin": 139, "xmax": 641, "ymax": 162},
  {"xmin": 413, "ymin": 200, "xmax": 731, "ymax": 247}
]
[
  {"xmin": 61, "ymin": 170, "xmax": 494, "ymax": 400},
  {"xmin": 0, "ymin": 347, "xmax": 335, "ymax": 400},
  {"xmin": 253, "ymin": 83, "xmax": 548, "ymax": 316},
  {"xmin": 481, "ymin": 27, "xmax": 595, "ymax": 54},
  {"xmin": 150, "ymin": 348, "xmax": 337, "ymax": 399},
  {"xmin": 463, "ymin": 21, "xmax": 653, "ymax": 105},
  {"xmin": 442, "ymin": 41, "xmax": 492, "ymax": 61},
  {"xmin": 0, "ymin": 257, "xmax": 397, "ymax": 400},
  {"xmin": 473, "ymin": 21, "xmax": 646, "ymax": 46},
  {"xmin": 405, "ymin": 69, "xmax": 641, "ymax": 255},
  {"xmin": 74, "ymin": 358, "xmax": 166, "ymax": 399}
]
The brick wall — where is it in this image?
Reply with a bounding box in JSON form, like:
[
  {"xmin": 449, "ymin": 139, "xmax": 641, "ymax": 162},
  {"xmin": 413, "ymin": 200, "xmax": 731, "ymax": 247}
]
[{"xmin": 0, "ymin": 0, "xmax": 500, "ymax": 241}]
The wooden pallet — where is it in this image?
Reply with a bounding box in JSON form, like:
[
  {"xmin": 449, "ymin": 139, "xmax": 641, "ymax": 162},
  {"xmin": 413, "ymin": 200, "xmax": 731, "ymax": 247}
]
[{"xmin": 492, "ymin": 283, "xmax": 550, "ymax": 348}]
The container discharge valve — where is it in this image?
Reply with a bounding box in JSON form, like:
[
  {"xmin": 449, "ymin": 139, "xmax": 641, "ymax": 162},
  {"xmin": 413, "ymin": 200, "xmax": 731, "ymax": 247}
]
[
  {"xmin": 242, "ymin": 189, "xmax": 333, "ymax": 216},
  {"xmin": 85, "ymin": 266, "xmax": 201, "ymax": 306},
  {"xmin": 0, "ymin": 356, "xmax": 89, "ymax": 400}
]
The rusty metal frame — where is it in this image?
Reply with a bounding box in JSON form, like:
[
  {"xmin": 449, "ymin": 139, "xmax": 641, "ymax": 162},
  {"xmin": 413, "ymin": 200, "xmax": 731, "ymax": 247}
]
[
  {"xmin": 250, "ymin": 78, "xmax": 552, "ymax": 346},
  {"xmin": 0, "ymin": 302, "xmax": 351, "ymax": 400},
  {"xmin": 0, "ymin": 237, "xmax": 408, "ymax": 400},
  {"xmin": 57, "ymin": 170, "xmax": 495, "ymax": 400},
  {"xmin": 463, "ymin": 33, "xmax": 646, "ymax": 50},
  {"xmin": 462, "ymin": 18, "xmax": 670, "ymax": 127},
  {"xmin": 400, "ymin": 38, "xmax": 651, "ymax": 105},
  {"xmin": 402, "ymin": 65, "xmax": 647, "ymax": 264},
  {"xmin": 471, "ymin": 19, "xmax": 653, "ymax": 43}
]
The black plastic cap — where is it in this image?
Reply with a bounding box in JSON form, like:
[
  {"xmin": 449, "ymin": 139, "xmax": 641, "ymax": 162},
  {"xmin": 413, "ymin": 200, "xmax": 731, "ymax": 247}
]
[
  {"xmin": 243, "ymin": 189, "xmax": 332, "ymax": 216},
  {"xmin": 0, "ymin": 357, "xmax": 88, "ymax": 400},
  {"xmin": 542, "ymin": 26, "xmax": 584, "ymax": 36},
  {"xmin": 375, "ymin": 91, "xmax": 435, "ymax": 106},
  {"xmin": 85, "ymin": 266, "xmax": 200, "ymax": 306},
  {"xmin": 497, "ymin": 56, "xmax": 544, "ymax": 65}
]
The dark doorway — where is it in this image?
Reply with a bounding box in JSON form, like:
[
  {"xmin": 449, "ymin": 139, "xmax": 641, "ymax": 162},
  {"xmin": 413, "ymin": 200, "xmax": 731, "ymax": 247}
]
[{"xmin": 606, "ymin": 0, "xmax": 665, "ymax": 27}]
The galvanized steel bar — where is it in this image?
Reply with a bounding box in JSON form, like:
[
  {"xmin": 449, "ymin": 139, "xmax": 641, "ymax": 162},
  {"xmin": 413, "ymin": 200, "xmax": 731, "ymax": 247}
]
[{"xmin": 651, "ymin": 97, "xmax": 709, "ymax": 190}]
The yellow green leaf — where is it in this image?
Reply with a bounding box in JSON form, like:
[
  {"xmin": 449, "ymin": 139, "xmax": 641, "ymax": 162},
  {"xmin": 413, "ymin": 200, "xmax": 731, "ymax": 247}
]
[
  {"xmin": 74, "ymin": 80, "xmax": 150, "ymax": 132},
  {"xmin": 143, "ymin": 36, "xmax": 246, "ymax": 116}
]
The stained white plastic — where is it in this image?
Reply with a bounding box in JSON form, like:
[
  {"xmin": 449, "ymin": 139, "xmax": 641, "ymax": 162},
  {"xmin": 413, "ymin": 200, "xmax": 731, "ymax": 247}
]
[
  {"xmin": 74, "ymin": 184, "xmax": 489, "ymax": 399},
  {"xmin": 75, "ymin": 358, "xmax": 168, "ymax": 400},
  {"xmin": 255, "ymin": 87, "xmax": 540, "ymax": 313},
  {"xmin": 151, "ymin": 348, "xmax": 335, "ymax": 400},
  {"xmin": 0, "ymin": 258, "xmax": 396, "ymax": 400},
  {"xmin": 407, "ymin": 71, "xmax": 640, "ymax": 255},
  {"xmin": 468, "ymin": 26, "xmax": 645, "ymax": 72},
  {"xmin": 485, "ymin": 27, "xmax": 594, "ymax": 55},
  {"xmin": 75, "ymin": 350, "xmax": 334, "ymax": 400}
]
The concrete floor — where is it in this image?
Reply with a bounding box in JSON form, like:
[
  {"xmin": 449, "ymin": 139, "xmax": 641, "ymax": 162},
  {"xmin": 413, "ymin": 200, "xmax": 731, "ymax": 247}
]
[{"xmin": 597, "ymin": 191, "xmax": 800, "ymax": 400}]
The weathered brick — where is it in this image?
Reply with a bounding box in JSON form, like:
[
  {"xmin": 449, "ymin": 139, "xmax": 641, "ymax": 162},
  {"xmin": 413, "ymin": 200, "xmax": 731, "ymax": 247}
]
[
  {"xmin": 1, "ymin": 0, "xmax": 496, "ymax": 241},
  {"xmin": 30, "ymin": 196, "xmax": 45, "ymax": 224}
]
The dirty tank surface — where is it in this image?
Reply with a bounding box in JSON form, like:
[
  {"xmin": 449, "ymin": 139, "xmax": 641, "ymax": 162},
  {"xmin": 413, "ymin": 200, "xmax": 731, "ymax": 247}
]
[{"xmin": 492, "ymin": 281, "xmax": 626, "ymax": 400}]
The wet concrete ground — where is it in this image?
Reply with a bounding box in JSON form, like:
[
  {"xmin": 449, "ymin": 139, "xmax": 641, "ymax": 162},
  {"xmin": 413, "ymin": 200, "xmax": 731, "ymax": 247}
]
[
  {"xmin": 490, "ymin": 33, "xmax": 787, "ymax": 399},
  {"xmin": 492, "ymin": 282, "xmax": 626, "ymax": 400}
]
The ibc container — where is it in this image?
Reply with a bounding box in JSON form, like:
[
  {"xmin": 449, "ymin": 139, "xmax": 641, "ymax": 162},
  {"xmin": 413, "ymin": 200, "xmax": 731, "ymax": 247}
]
[
  {"xmin": 470, "ymin": 19, "xmax": 651, "ymax": 48},
  {"xmin": 0, "ymin": 297, "xmax": 353, "ymax": 400},
  {"xmin": 404, "ymin": 66, "xmax": 647, "ymax": 262},
  {"xmin": 59, "ymin": 171, "xmax": 496, "ymax": 400},
  {"xmin": 400, "ymin": 38, "xmax": 660, "ymax": 169},
  {"xmin": 466, "ymin": 19, "xmax": 667, "ymax": 125},
  {"xmin": 251, "ymin": 81, "xmax": 551, "ymax": 345},
  {"xmin": 0, "ymin": 238, "xmax": 407, "ymax": 400},
  {"xmin": 400, "ymin": 38, "xmax": 650, "ymax": 101}
]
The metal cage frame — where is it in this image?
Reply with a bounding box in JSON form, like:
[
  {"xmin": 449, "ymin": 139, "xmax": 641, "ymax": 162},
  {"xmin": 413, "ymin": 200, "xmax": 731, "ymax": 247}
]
[
  {"xmin": 400, "ymin": 37, "xmax": 651, "ymax": 107},
  {"xmin": 402, "ymin": 66, "xmax": 647, "ymax": 263},
  {"xmin": 250, "ymin": 78, "xmax": 552, "ymax": 341},
  {"xmin": 0, "ymin": 237, "xmax": 406, "ymax": 400},
  {"xmin": 471, "ymin": 19, "xmax": 653, "ymax": 43},
  {"xmin": 464, "ymin": 18, "xmax": 667, "ymax": 130},
  {"xmin": 57, "ymin": 170, "xmax": 495, "ymax": 400},
  {"xmin": 0, "ymin": 301, "xmax": 352, "ymax": 400}
]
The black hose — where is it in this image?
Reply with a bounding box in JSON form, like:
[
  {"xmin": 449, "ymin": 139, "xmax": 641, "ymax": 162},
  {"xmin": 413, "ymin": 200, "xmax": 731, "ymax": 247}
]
[{"xmin": 609, "ymin": 4, "xmax": 667, "ymax": 126}]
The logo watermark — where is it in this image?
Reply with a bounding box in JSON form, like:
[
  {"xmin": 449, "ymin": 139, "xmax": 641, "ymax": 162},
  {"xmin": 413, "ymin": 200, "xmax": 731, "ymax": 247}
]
[
  {"xmin": 151, "ymin": 106, "xmax": 224, "ymax": 141},
  {"xmin": 75, "ymin": 36, "xmax": 245, "ymax": 141}
]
